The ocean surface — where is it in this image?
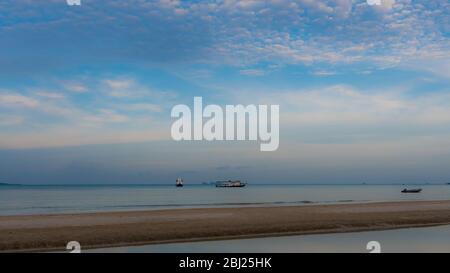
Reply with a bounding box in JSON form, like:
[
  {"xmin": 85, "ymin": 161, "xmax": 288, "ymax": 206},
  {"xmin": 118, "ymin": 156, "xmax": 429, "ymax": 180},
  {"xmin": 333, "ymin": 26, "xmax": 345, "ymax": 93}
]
[
  {"xmin": 88, "ymin": 224, "xmax": 450, "ymax": 253},
  {"xmin": 1, "ymin": 184, "xmax": 450, "ymax": 216}
]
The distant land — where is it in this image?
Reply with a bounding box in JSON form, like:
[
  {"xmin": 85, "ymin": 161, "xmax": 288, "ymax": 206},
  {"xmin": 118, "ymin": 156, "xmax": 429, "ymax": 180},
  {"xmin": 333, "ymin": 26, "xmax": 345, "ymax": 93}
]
[{"xmin": 0, "ymin": 183, "xmax": 20, "ymax": 186}]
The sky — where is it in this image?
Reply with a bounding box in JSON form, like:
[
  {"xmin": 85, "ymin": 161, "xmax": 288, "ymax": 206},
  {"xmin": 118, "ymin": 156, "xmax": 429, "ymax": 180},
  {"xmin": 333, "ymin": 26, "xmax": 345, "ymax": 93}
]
[{"xmin": 0, "ymin": 0, "xmax": 450, "ymax": 184}]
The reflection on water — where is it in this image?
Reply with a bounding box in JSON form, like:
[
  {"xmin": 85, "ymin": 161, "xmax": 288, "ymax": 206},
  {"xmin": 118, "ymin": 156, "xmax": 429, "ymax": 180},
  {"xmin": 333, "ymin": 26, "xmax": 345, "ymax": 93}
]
[{"xmin": 89, "ymin": 225, "xmax": 450, "ymax": 253}]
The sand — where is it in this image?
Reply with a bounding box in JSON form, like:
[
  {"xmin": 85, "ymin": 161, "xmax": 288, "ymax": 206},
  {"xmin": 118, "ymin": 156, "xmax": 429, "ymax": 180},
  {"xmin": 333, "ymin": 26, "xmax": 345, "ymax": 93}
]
[{"xmin": 2, "ymin": 200, "xmax": 450, "ymax": 252}]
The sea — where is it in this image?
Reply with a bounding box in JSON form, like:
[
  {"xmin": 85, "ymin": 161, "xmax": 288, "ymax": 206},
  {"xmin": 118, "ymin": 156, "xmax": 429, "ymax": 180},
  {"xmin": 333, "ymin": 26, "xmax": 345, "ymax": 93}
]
[
  {"xmin": 1, "ymin": 183, "xmax": 450, "ymax": 216},
  {"xmin": 4, "ymin": 183, "xmax": 450, "ymax": 253}
]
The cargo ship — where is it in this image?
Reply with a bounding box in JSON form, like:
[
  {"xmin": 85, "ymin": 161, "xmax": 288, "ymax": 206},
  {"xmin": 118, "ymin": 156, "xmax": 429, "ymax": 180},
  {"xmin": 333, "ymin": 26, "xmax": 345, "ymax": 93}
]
[
  {"xmin": 176, "ymin": 177, "xmax": 184, "ymax": 187},
  {"xmin": 215, "ymin": 180, "xmax": 246, "ymax": 187}
]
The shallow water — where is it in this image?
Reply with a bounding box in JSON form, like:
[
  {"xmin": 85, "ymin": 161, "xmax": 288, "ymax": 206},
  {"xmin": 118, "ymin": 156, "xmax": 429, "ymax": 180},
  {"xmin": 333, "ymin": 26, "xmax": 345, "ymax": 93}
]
[
  {"xmin": 89, "ymin": 225, "xmax": 450, "ymax": 253},
  {"xmin": 1, "ymin": 184, "xmax": 450, "ymax": 216}
]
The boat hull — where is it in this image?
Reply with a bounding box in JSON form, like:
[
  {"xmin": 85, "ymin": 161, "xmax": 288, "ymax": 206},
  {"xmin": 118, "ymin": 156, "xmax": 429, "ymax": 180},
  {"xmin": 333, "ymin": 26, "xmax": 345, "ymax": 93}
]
[
  {"xmin": 215, "ymin": 184, "xmax": 246, "ymax": 188},
  {"xmin": 215, "ymin": 180, "xmax": 246, "ymax": 187},
  {"xmin": 401, "ymin": 189, "xmax": 422, "ymax": 193}
]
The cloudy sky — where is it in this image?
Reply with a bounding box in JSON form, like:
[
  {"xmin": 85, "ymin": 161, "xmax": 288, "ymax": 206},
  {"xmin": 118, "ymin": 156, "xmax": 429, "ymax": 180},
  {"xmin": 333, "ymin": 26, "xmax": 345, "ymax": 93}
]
[{"xmin": 0, "ymin": 0, "xmax": 449, "ymax": 184}]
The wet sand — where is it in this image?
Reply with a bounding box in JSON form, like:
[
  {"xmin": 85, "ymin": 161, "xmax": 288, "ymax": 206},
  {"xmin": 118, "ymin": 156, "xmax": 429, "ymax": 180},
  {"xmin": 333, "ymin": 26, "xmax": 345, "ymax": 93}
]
[{"xmin": 2, "ymin": 200, "xmax": 450, "ymax": 252}]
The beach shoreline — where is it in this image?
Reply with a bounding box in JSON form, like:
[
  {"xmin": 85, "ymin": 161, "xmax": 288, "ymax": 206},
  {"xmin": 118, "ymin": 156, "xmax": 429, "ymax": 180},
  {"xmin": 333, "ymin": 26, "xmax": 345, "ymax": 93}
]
[{"xmin": 3, "ymin": 200, "xmax": 450, "ymax": 252}]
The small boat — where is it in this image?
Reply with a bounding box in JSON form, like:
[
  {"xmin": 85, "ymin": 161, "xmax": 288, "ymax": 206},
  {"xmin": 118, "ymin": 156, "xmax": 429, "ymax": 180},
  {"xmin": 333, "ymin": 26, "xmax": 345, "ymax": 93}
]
[
  {"xmin": 215, "ymin": 180, "xmax": 246, "ymax": 188},
  {"xmin": 401, "ymin": 188, "xmax": 422, "ymax": 193},
  {"xmin": 176, "ymin": 177, "xmax": 184, "ymax": 187}
]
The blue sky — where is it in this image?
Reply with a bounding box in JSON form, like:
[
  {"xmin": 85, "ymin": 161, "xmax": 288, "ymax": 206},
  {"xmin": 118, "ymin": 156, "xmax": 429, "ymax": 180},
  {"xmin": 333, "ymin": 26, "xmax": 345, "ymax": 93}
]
[{"xmin": 0, "ymin": 0, "xmax": 450, "ymax": 184}]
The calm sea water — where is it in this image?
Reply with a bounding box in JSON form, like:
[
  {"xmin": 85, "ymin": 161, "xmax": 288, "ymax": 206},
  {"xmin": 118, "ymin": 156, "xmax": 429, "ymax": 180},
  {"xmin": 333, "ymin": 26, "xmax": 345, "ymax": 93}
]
[
  {"xmin": 88, "ymin": 225, "xmax": 450, "ymax": 253},
  {"xmin": 1, "ymin": 184, "xmax": 450, "ymax": 216}
]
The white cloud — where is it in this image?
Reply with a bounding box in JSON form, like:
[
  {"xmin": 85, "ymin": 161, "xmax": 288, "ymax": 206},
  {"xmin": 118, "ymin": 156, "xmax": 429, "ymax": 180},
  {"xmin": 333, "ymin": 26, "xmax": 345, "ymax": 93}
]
[
  {"xmin": 104, "ymin": 79, "xmax": 142, "ymax": 98},
  {"xmin": 269, "ymin": 85, "xmax": 450, "ymax": 130},
  {"xmin": 0, "ymin": 75, "xmax": 172, "ymax": 149},
  {"xmin": 299, "ymin": 0, "xmax": 334, "ymax": 13},
  {"xmin": 223, "ymin": 83, "xmax": 450, "ymax": 146},
  {"xmin": 174, "ymin": 8, "xmax": 188, "ymax": 15},
  {"xmin": 239, "ymin": 69, "xmax": 266, "ymax": 76},
  {"xmin": 122, "ymin": 103, "xmax": 163, "ymax": 113},
  {"xmin": 98, "ymin": 109, "xmax": 129, "ymax": 123},
  {"xmin": 0, "ymin": 127, "xmax": 168, "ymax": 149},
  {"xmin": 104, "ymin": 79, "xmax": 134, "ymax": 90},
  {"xmin": 0, "ymin": 115, "xmax": 24, "ymax": 126},
  {"xmin": 311, "ymin": 70, "xmax": 337, "ymax": 76},
  {"xmin": 0, "ymin": 93, "xmax": 39, "ymax": 108},
  {"xmin": 334, "ymin": 0, "xmax": 353, "ymax": 17},
  {"xmin": 64, "ymin": 83, "xmax": 88, "ymax": 93},
  {"xmin": 380, "ymin": 0, "xmax": 396, "ymax": 10},
  {"xmin": 36, "ymin": 91, "xmax": 65, "ymax": 99},
  {"xmin": 102, "ymin": 77, "xmax": 177, "ymax": 100},
  {"xmin": 2, "ymin": 0, "xmax": 448, "ymax": 71},
  {"xmin": 194, "ymin": 0, "xmax": 450, "ymax": 71}
]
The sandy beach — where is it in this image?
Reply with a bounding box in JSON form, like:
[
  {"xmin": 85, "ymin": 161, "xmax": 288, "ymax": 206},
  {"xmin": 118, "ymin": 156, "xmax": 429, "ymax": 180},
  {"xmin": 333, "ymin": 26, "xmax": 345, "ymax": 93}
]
[{"xmin": 2, "ymin": 200, "xmax": 450, "ymax": 252}]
